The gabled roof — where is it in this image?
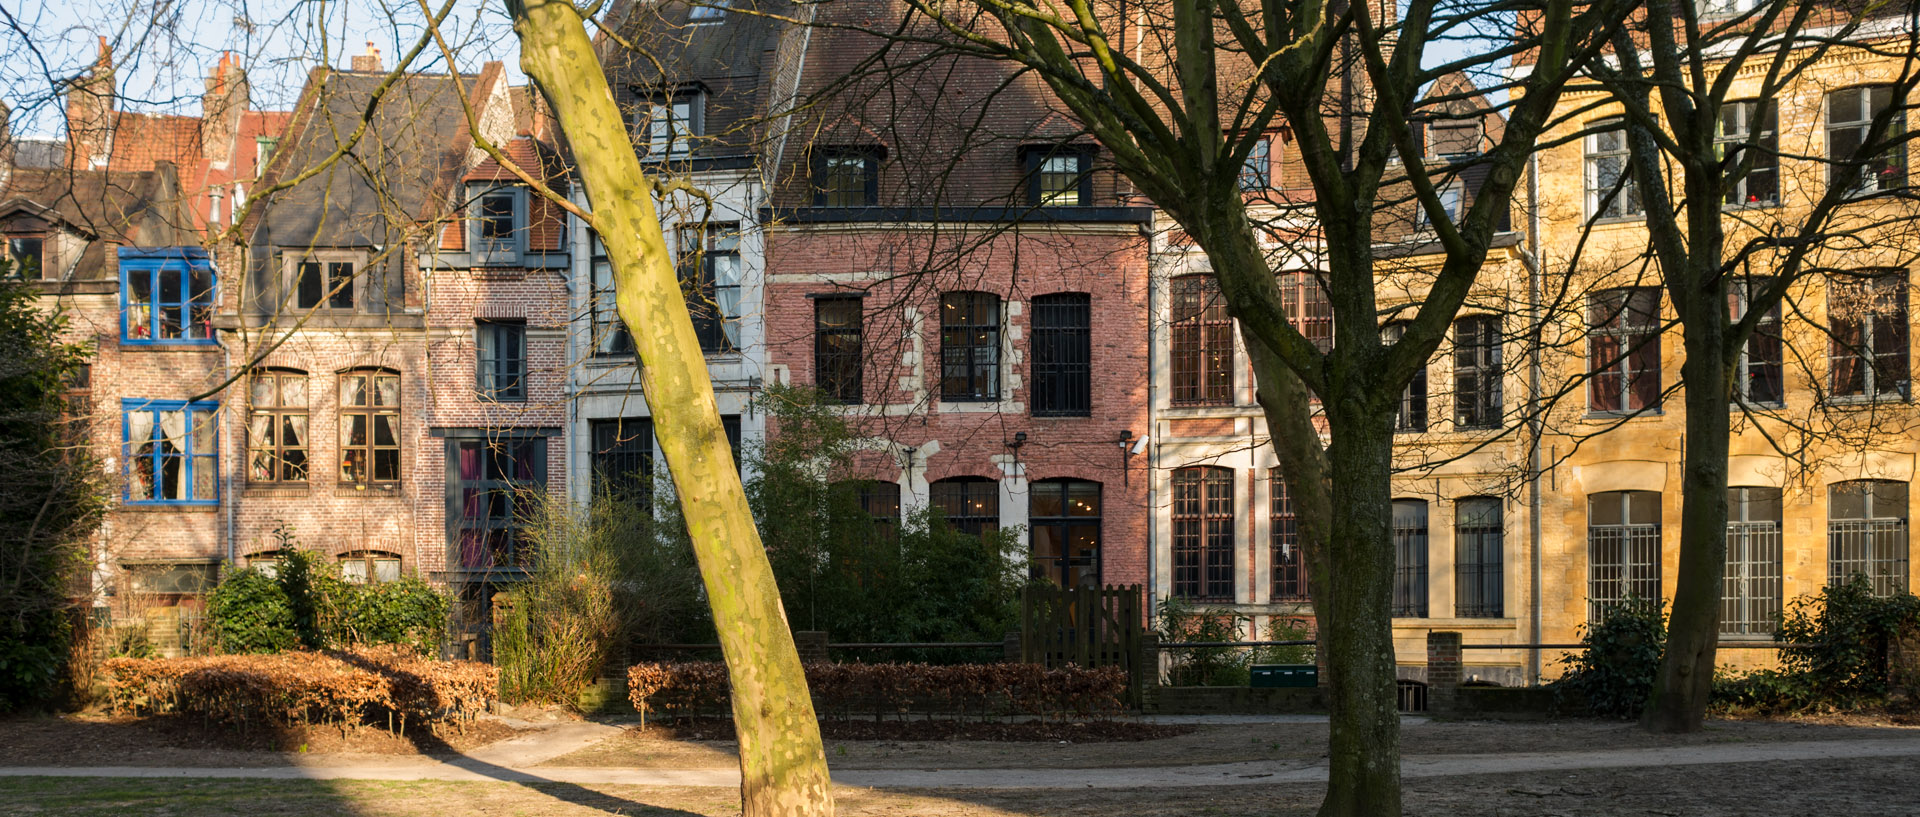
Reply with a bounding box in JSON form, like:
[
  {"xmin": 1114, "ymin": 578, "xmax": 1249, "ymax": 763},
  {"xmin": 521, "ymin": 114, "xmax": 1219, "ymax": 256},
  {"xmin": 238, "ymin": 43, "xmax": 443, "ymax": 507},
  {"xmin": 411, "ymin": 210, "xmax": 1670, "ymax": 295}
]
[
  {"xmin": 0, "ymin": 164, "xmax": 190, "ymax": 279},
  {"xmin": 253, "ymin": 64, "xmax": 503, "ymax": 250},
  {"xmin": 602, "ymin": 0, "xmax": 795, "ymax": 162}
]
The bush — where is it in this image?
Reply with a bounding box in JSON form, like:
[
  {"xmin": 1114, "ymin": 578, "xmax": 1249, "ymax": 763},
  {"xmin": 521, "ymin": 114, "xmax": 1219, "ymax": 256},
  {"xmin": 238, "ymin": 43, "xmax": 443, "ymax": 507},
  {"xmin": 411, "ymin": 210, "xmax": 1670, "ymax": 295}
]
[
  {"xmin": 1554, "ymin": 597, "xmax": 1666, "ymax": 719},
  {"xmin": 205, "ymin": 532, "xmax": 448, "ymax": 656},
  {"xmin": 104, "ymin": 649, "xmax": 494, "ymax": 730},
  {"xmin": 1156, "ymin": 598, "xmax": 1257, "ymax": 687},
  {"xmin": 1712, "ymin": 578, "xmax": 1920, "ymax": 715},
  {"xmin": 627, "ymin": 661, "xmax": 1127, "ymax": 723}
]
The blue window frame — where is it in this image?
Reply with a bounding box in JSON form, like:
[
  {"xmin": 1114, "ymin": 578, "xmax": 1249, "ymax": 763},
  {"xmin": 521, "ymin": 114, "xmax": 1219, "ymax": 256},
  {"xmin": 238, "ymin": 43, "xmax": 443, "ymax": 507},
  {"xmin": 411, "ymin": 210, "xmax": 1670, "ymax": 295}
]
[
  {"xmin": 119, "ymin": 247, "xmax": 217, "ymax": 345},
  {"xmin": 122, "ymin": 398, "xmax": 219, "ymax": 504}
]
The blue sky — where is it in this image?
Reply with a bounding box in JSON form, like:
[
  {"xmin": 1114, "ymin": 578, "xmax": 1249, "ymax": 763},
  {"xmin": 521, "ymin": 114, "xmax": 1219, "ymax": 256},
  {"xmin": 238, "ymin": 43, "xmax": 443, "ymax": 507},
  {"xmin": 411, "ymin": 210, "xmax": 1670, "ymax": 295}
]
[
  {"xmin": 0, "ymin": 0, "xmax": 1502, "ymax": 140},
  {"xmin": 0, "ymin": 0, "xmax": 522, "ymax": 138}
]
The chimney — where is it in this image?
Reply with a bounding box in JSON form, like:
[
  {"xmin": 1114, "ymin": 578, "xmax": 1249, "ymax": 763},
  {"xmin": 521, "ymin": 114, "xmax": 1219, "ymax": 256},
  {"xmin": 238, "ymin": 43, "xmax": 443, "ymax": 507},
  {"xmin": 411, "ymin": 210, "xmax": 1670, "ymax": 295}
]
[
  {"xmin": 351, "ymin": 41, "xmax": 382, "ymax": 73},
  {"xmin": 66, "ymin": 36, "xmax": 116, "ymax": 170},
  {"xmin": 202, "ymin": 52, "xmax": 250, "ymax": 166}
]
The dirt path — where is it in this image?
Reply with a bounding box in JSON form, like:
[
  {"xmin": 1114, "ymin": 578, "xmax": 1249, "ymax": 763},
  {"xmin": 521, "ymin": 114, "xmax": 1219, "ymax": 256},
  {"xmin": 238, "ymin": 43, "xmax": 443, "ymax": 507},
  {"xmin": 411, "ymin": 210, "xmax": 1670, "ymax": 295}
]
[{"xmin": 2, "ymin": 735, "xmax": 1917, "ymax": 790}]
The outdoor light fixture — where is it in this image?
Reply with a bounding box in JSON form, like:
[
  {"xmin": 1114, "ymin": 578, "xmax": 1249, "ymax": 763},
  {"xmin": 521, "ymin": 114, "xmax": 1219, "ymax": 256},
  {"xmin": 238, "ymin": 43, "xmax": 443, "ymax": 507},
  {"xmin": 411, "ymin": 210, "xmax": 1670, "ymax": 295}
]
[
  {"xmin": 1118, "ymin": 430, "xmax": 1147, "ymax": 484},
  {"xmin": 1005, "ymin": 431, "xmax": 1028, "ymax": 472}
]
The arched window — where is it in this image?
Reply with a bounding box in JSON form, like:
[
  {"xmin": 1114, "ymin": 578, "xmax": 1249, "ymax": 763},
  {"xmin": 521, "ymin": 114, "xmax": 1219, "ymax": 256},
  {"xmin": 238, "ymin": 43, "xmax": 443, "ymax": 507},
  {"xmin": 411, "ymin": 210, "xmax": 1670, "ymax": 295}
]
[
  {"xmin": 1169, "ymin": 275, "xmax": 1232, "ymax": 406},
  {"xmin": 1172, "ymin": 467, "xmax": 1234, "ymax": 601},
  {"xmin": 1270, "ymin": 468, "xmax": 1308, "ymax": 602},
  {"xmin": 930, "ymin": 476, "xmax": 999, "ymax": 537},
  {"xmin": 1828, "ymin": 480, "xmax": 1909, "ymax": 597},
  {"xmin": 857, "ymin": 480, "xmax": 901, "ymax": 543},
  {"xmin": 1030, "ymin": 479, "xmax": 1101, "ymax": 588},
  {"xmin": 248, "ymin": 368, "xmax": 308, "ymax": 484},
  {"xmin": 340, "ymin": 550, "xmax": 403, "ymax": 583},
  {"xmin": 1392, "ymin": 499, "xmax": 1429, "ymax": 617},
  {"xmin": 1588, "ymin": 490, "xmax": 1662, "ymax": 622}
]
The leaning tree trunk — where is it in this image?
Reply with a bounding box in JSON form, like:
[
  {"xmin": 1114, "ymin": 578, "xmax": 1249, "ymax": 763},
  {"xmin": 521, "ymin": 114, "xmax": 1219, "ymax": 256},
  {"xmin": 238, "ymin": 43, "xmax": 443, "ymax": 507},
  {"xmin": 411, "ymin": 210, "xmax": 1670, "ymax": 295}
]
[
  {"xmin": 504, "ymin": 1, "xmax": 834, "ymax": 813},
  {"xmin": 1314, "ymin": 402, "xmax": 1403, "ymax": 817},
  {"xmin": 1643, "ymin": 290, "xmax": 1731, "ymax": 733}
]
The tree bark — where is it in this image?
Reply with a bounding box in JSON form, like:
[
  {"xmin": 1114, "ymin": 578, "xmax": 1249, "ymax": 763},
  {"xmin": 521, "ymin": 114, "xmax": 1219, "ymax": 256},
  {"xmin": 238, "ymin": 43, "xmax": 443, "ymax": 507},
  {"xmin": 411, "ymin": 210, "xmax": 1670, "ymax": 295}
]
[
  {"xmin": 505, "ymin": 1, "xmax": 834, "ymax": 813},
  {"xmin": 1643, "ymin": 287, "xmax": 1731, "ymax": 733}
]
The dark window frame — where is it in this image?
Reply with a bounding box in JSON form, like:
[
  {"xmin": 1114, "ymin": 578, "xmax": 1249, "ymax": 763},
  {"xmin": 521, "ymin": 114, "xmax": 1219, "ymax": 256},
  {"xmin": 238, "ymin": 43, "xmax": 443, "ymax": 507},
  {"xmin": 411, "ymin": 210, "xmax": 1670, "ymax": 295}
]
[
  {"xmin": 1172, "ymin": 466, "xmax": 1236, "ymax": 602},
  {"xmin": 677, "ymin": 221, "xmax": 742, "ymax": 354},
  {"xmin": 1021, "ymin": 145, "xmax": 1095, "ymax": 206},
  {"xmin": 590, "ymin": 417, "xmax": 653, "ymax": 511},
  {"xmin": 814, "ymin": 296, "xmax": 865, "ymax": 403},
  {"xmin": 1031, "ymin": 292, "xmax": 1092, "ymax": 417},
  {"xmin": 1029, "ymin": 478, "xmax": 1102, "ymax": 589},
  {"xmin": 633, "ymin": 87, "xmax": 704, "ymax": 158},
  {"xmin": 1826, "ymin": 85, "xmax": 1907, "ymax": 197},
  {"xmin": 476, "ymin": 321, "xmax": 528, "ymax": 402},
  {"xmin": 448, "ymin": 436, "xmax": 547, "ymax": 570},
  {"xmin": 589, "ymin": 234, "xmax": 633, "ymax": 356},
  {"xmin": 339, "ymin": 369, "xmax": 402, "ymax": 487},
  {"xmin": 1392, "ymin": 499, "xmax": 1430, "ymax": 617},
  {"xmin": 1270, "ymin": 468, "xmax": 1309, "ymax": 602},
  {"xmin": 931, "ymin": 476, "xmax": 1000, "ymax": 537},
  {"xmin": 1730, "ymin": 277, "xmax": 1784, "ymax": 406},
  {"xmin": 1169, "ymin": 275, "xmax": 1234, "ymax": 407},
  {"xmin": 5, "ymin": 234, "xmax": 44, "ymax": 279},
  {"xmin": 1717, "ymin": 99, "xmax": 1780, "ymax": 207},
  {"xmin": 1453, "ymin": 315, "xmax": 1503, "ymax": 429},
  {"xmin": 810, "ymin": 147, "xmax": 882, "ymax": 207},
  {"xmin": 1455, "ymin": 497, "xmax": 1504, "ymax": 618},
  {"xmin": 940, "ymin": 291, "xmax": 1002, "ymax": 402},
  {"xmin": 1382, "ymin": 322, "xmax": 1427, "ymax": 432}
]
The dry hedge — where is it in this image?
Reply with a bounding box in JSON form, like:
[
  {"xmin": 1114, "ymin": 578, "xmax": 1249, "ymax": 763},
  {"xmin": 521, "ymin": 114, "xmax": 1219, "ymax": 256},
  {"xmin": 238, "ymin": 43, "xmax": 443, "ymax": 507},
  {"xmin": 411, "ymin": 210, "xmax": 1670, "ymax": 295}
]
[
  {"xmin": 627, "ymin": 662, "xmax": 1128, "ymax": 722},
  {"xmin": 103, "ymin": 649, "xmax": 496, "ymax": 732}
]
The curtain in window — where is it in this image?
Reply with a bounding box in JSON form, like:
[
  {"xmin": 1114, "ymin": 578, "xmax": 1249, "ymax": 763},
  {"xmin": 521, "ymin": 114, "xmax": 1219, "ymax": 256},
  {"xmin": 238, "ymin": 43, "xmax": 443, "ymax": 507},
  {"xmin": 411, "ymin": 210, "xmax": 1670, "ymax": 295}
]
[
  {"xmin": 128, "ymin": 411, "xmax": 156, "ymax": 499},
  {"xmin": 458, "ymin": 444, "xmax": 485, "ymax": 569}
]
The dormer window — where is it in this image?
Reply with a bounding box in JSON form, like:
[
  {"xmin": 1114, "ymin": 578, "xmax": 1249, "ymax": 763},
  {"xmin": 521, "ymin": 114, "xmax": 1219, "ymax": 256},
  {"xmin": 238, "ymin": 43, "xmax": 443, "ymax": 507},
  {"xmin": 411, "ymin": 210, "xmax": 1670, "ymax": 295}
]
[
  {"xmin": 468, "ymin": 185, "xmax": 526, "ymax": 264},
  {"xmin": 1022, "ymin": 145, "xmax": 1094, "ymax": 206},
  {"xmin": 636, "ymin": 88, "xmax": 703, "ymax": 158},
  {"xmin": 287, "ymin": 250, "xmax": 361, "ymax": 311},
  {"xmin": 688, "ymin": 0, "xmax": 730, "ymax": 21},
  {"xmin": 1427, "ymin": 121, "xmax": 1482, "ymax": 158},
  {"xmin": 811, "ymin": 147, "xmax": 881, "ymax": 207},
  {"xmin": 5, "ymin": 235, "xmax": 42, "ymax": 279}
]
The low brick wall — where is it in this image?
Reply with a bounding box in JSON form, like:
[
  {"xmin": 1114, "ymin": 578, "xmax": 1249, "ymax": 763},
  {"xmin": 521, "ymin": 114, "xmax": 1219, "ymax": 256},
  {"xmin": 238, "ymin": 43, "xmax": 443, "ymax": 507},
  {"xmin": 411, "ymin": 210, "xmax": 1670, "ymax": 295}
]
[
  {"xmin": 1432, "ymin": 685, "xmax": 1587, "ymax": 720},
  {"xmin": 1149, "ymin": 686, "xmax": 1326, "ymax": 715}
]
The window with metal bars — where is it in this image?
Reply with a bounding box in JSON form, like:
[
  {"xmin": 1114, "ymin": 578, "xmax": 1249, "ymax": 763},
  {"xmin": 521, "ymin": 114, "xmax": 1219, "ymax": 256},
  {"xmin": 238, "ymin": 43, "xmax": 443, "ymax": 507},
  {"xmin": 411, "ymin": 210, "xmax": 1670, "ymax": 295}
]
[
  {"xmin": 247, "ymin": 369, "xmax": 308, "ymax": 484},
  {"xmin": 1723, "ymin": 486, "xmax": 1782, "ymax": 637},
  {"xmin": 1453, "ymin": 316, "xmax": 1502, "ymax": 429},
  {"xmin": 931, "ymin": 476, "xmax": 999, "ymax": 537},
  {"xmin": 814, "ymin": 296, "xmax": 864, "ymax": 403},
  {"xmin": 1031, "ymin": 293, "xmax": 1091, "ymax": 416},
  {"xmin": 1172, "ymin": 467, "xmax": 1235, "ymax": 601},
  {"xmin": 1588, "ymin": 490, "xmax": 1662, "ymax": 622},
  {"xmin": 1828, "ymin": 480, "xmax": 1909, "ymax": 597},
  {"xmin": 1279, "ymin": 270, "xmax": 1334, "ymax": 352},
  {"xmin": 1588, "ymin": 288, "xmax": 1662, "ymax": 413},
  {"xmin": 1381, "ymin": 323, "xmax": 1426, "ymax": 432},
  {"xmin": 1169, "ymin": 275, "xmax": 1233, "ymax": 406},
  {"xmin": 1827, "ymin": 85, "xmax": 1906, "ymax": 197},
  {"xmin": 1828, "ymin": 272, "xmax": 1909, "ymax": 401},
  {"xmin": 940, "ymin": 292, "xmax": 1001, "ymax": 401},
  {"xmin": 1392, "ymin": 500, "xmax": 1429, "ymax": 617},
  {"xmin": 476, "ymin": 321, "xmax": 526, "ymax": 402},
  {"xmin": 1730, "ymin": 278, "xmax": 1783, "ymax": 405},
  {"xmin": 590, "ymin": 417, "xmax": 653, "ymax": 510},
  {"xmin": 677, "ymin": 222, "xmax": 742, "ymax": 353},
  {"xmin": 1270, "ymin": 468, "xmax": 1309, "ymax": 602},
  {"xmin": 1030, "ymin": 479, "xmax": 1102, "ymax": 588},
  {"xmin": 1455, "ymin": 497, "xmax": 1503, "ymax": 618},
  {"xmin": 1717, "ymin": 100, "xmax": 1779, "ymax": 207}
]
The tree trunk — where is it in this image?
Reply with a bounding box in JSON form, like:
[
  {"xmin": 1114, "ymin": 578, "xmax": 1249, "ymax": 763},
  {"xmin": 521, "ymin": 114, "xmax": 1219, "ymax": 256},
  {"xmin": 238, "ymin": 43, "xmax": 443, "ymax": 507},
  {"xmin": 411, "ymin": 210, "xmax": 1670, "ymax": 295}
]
[
  {"xmin": 1643, "ymin": 293, "xmax": 1730, "ymax": 733},
  {"xmin": 1315, "ymin": 403, "xmax": 1402, "ymax": 817},
  {"xmin": 505, "ymin": 1, "xmax": 834, "ymax": 813}
]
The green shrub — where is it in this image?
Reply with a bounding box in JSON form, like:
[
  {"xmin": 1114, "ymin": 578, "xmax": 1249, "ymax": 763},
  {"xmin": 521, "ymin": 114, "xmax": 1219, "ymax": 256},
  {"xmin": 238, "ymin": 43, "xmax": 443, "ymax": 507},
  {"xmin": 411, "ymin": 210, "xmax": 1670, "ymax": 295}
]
[
  {"xmin": 331, "ymin": 577, "xmax": 450, "ymax": 654},
  {"xmin": 1555, "ymin": 597, "xmax": 1665, "ymax": 719},
  {"xmin": 1157, "ymin": 598, "xmax": 1254, "ymax": 687},
  {"xmin": 205, "ymin": 569, "xmax": 298, "ymax": 654},
  {"xmin": 1776, "ymin": 576, "xmax": 1920, "ymax": 706}
]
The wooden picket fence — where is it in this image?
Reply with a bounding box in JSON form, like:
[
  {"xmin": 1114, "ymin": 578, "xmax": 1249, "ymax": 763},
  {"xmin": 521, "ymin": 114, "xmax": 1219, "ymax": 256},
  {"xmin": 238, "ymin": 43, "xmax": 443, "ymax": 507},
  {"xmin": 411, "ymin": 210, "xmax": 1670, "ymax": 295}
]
[{"xmin": 1021, "ymin": 583, "xmax": 1147, "ymax": 703}]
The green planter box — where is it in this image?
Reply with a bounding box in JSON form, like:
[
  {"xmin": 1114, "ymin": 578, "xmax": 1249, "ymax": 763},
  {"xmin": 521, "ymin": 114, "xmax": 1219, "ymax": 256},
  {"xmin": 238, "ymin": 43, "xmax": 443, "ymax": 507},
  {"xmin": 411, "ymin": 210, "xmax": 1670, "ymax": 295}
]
[{"xmin": 1250, "ymin": 664, "xmax": 1317, "ymax": 688}]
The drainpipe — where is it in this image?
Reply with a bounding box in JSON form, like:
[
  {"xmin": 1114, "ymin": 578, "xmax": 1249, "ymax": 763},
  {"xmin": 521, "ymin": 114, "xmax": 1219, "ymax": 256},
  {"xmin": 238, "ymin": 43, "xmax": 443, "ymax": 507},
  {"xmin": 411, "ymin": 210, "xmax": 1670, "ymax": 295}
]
[
  {"xmin": 1522, "ymin": 151, "xmax": 1545, "ymax": 684},
  {"xmin": 1143, "ymin": 220, "xmax": 1158, "ymax": 621}
]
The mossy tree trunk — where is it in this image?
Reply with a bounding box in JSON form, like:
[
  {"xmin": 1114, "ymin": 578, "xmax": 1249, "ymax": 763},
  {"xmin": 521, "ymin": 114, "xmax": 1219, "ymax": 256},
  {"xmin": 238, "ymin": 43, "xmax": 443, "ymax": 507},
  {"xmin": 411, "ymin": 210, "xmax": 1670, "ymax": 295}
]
[{"xmin": 504, "ymin": 1, "xmax": 833, "ymax": 813}]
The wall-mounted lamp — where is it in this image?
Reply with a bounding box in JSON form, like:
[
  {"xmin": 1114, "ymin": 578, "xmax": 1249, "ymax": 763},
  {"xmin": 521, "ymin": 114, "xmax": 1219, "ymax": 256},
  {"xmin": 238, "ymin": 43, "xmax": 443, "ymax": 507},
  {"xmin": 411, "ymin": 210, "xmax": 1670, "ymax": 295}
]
[
  {"xmin": 1005, "ymin": 431, "xmax": 1028, "ymax": 474},
  {"xmin": 1118, "ymin": 430, "xmax": 1147, "ymax": 484}
]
